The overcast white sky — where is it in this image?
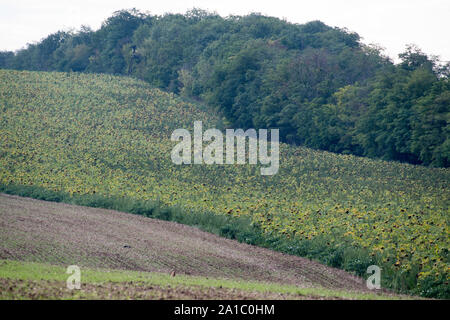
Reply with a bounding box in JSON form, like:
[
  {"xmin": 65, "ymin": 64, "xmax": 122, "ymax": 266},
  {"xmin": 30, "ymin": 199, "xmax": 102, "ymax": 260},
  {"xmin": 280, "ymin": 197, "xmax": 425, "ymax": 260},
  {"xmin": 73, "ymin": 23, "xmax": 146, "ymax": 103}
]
[{"xmin": 0, "ymin": 0, "xmax": 449, "ymax": 62}]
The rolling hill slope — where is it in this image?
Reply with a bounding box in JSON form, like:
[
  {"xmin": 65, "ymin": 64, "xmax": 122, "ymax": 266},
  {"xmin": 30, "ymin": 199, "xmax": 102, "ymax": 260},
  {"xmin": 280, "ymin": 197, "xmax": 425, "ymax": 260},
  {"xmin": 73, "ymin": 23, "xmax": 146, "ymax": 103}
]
[
  {"xmin": 0, "ymin": 69, "xmax": 448, "ymax": 297},
  {"xmin": 0, "ymin": 193, "xmax": 364, "ymax": 289},
  {"xmin": 0, "ymin": 193, "xmax": 402, "ymax": 299}
]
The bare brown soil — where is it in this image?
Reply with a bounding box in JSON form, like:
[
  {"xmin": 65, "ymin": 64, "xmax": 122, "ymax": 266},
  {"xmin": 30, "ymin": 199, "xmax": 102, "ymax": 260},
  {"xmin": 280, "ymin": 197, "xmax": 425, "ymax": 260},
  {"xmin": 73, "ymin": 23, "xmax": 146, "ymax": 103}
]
[
  {"xmin": 0, "ymin": 193, "xmax": 371, "ymax": 292},
  {"xmin": 0, "ymin": 278, "xmax": 339, "ymax": 300}
]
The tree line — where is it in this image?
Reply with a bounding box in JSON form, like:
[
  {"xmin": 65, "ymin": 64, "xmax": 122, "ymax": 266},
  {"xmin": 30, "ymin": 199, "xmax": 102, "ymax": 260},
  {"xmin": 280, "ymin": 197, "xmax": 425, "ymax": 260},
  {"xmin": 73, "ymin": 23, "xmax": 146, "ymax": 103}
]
[{"xmin": 1, "ymin": 9, "xmax": 448, "ymax": 167}]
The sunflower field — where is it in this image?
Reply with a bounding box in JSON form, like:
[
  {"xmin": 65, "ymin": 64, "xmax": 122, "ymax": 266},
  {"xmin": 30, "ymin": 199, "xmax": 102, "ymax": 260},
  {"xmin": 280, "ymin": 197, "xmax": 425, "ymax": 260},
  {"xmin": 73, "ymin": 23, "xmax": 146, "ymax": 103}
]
[{"xmin": 0, "ymin": 70, "xmax": 448, "ymax": 297}]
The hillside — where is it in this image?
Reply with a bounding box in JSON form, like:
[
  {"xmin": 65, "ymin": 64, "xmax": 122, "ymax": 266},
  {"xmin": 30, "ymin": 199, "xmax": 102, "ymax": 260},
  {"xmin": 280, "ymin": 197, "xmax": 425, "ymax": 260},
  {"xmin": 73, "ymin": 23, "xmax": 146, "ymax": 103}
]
[
  {"xmin": 0, "ymin": 69, "xmax": 448, "ymax": 297},
  {"xmin": 1, "ymin": 9, "xmax": 448, "ymax": 166},
  {"xmin": 0, "ymin": 193, "xmax": 385, "ymax": 298}
]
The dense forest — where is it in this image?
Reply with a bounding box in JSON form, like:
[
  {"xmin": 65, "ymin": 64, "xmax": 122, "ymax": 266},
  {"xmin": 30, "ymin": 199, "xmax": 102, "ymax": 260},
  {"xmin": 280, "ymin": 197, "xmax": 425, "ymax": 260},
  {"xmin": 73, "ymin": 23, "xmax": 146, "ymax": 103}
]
[{"xmin": 1, "ymin": 9, "xmax": 448, "ymax": 167}]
